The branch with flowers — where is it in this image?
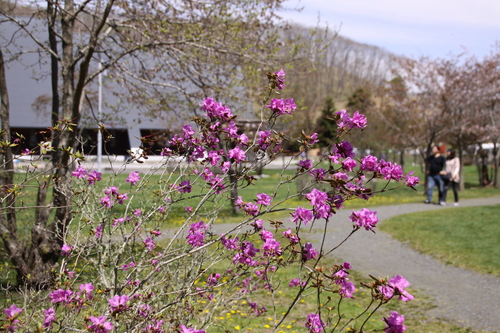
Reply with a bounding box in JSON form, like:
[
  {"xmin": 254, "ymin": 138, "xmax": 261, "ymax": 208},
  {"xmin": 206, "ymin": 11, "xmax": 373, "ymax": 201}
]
[{"xmin": 0, "ymin": 69, "xmax": 418, "ymax": 333}]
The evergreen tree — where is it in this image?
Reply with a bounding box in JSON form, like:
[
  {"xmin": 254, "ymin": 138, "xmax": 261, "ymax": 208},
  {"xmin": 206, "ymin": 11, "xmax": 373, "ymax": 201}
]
[{"xmin": 315, "ymin": 98, "xmax": 338, "ymax": 148}]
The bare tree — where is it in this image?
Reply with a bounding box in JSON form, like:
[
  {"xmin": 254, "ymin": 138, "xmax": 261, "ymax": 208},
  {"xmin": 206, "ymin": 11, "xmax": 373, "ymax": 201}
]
[{"xmin": 0, "ymin": 0, "xmax": 303, "ymax": 288}]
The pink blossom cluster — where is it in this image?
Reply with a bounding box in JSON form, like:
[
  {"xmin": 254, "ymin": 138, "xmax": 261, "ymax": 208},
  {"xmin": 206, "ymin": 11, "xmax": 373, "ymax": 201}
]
[
  {"xmin": 71, "ymin": 165, "xmax": 102, "ymax": 185},
  {"xmin": 273, "ymin": 68, "xmax": 286, "ymax": 90},
  {"xmin": 305, "ymin": 313, "xmax": 326, "ymax": 333},
  {"xmin": 383, "ymin": 311, "xmax": 406, "ymax": 333},
  {"xmin": 350, "ymin": 208, "xmax": 379, "ymax": 231},
  {"xmin": 266, "ymin": 98, "xmax": 297, "ymax": 115},
  {"xmin": 200, "ymin": 96, "xmax": 234, "ymax": 121},
  {"xmin": 186, "ymin": 221, "xmax": 208, "ymax": 248},
  {"xmin": 378, "ymin": 275, "xmax": 414, "ymax": 302},
  {"xmin": 336, "ymin": 109, "xmax": 367, "ymax": 130},
  {"xmin": 100, "ymin": 186, "xmax": 128, "ymax": 208},
  {"xmin": 305, "ymin": 189, "xmax": 332, "ymax": 219},
  {"xmin": 126, "ymin": 171, "xmax": 141, "ymax": 185},
  {"xmin": 333, "ymin": 262, "xmax": 356, "ymax": 298}
]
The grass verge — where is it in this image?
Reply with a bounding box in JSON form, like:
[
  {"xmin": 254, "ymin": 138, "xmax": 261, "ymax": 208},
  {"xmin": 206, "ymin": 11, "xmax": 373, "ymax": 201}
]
[{"xmin": 380, "ymin": 205, "xmax": 500, "ymax": 277}]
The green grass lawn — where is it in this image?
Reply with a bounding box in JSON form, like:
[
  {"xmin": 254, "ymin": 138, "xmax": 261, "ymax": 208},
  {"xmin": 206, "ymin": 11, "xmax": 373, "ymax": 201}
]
[{"xmin": 380, "ymin": 205, "xmax": 500, "ymax": 277}]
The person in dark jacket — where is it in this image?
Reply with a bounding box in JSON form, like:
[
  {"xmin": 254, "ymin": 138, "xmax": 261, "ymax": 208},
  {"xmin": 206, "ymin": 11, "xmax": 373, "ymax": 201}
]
[{"xmin": 425, "ymin": 145, "xmax": 446, "ymax": 205}]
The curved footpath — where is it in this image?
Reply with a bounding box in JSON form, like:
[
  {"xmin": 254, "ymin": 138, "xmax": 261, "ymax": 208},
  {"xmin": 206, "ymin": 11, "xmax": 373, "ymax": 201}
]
[
  {"xmin": 311, "ymin": 197, "xmax": 500, "ymax": 332},
  {"xmin": 211, "ymin": 197, "xmax": 500, "ymax": 331}
]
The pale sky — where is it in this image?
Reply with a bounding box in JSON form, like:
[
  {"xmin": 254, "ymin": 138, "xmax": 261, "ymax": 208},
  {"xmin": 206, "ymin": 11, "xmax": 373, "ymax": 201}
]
[{"xmin": 280, "ymin": 0, "xmax": 500, "ymax": 59}]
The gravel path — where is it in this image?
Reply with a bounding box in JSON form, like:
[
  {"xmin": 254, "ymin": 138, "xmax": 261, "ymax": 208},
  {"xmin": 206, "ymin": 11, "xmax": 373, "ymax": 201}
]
[
  {"xmin": 209, "ymin": 196, "xmax": 500, "ymax": 331},
  {"xmin": 308, "ymin": 197, "xmax": 500, "ymax": 332}
]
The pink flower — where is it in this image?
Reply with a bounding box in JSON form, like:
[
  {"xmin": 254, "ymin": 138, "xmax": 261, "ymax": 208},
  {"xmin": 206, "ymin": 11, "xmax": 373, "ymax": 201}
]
[
  {"xmin": 339, "ymin": 280, "xmax": 356, "ymax": 298},
  {"xmin": 112, "ymin": 217, "xmax": 127, "ymax": 227},
  {"xmin": 335, "ymin": 110, "xmax": 367, "ymax": 130},
  {"xmin": 335, "ymin": 140, "xmax": 355, "ymax": 158},
  {"xmin": 260, "ymin": 230, "xmax": 274, "ymax": 240},
  {"xmin": 221, "ymin": 236, "xmax": 239, "ymax": 250},
  {"xmin": 138, "ymin": 304, "xmax": 152, "ymax": 317},
  {"xmin": 206, "ymin": 273, "xmax": 220, "ymax": 287},
  {"xmin": 405, "ymin": 171, "xmax": 419, "ymax": 187},
  {"xmin": 378, "ymin": 285, "xmax": 394, "ymax": 299},
  {"xmin": 79, "ymin": 283, "xmax": 94, "ymax": 298},
  {"xmin": 95, "ymin": 224, "xmax": 104, "ymax": 239},
  {"xmin": 207, "ymin": 150, "xmax": 221, "ymax": 166},
  {"xmin": 305, "ymin": 189, "xmax": 328, "ymax": 207},
  {"xmin": 238, "ymin": 133, "xmax": 249, "ymax": 144},
  {"xmin": 256, "ymin": 193, "xmax": 272, "ymax": 206},
  {"xmin": 43, "ymin": 307, "xmax": 56, "ymax": 328},
  {"xmin": 200, "ymin": 97, "xmax": 233, "ymax": 121},
  {"xmin": 182, "ymin": 125, "xmax": 195, "ymax": 138},
  {"xmin": 309, "ymin": 168, "xmax": 326, "ymax": 181},
  {"xmin": 388, "ymin": 275, "xmax": 414, "ymax": 302},
  {"xmin": 116, "ymin": 193, "xmax": 128, "ymax": 204},
  {"xmin": 282, "ymin": 228, "xmax": 299, "ymax": 243},
  {"xmin": 302, "ymin": 243, "xmax": 318, "ymax": 261},
  {"xmin": 250, "ymin": 219, "xmax": 263, "ymax": 231},
  {"xmin": 289, "ymin": 278, "xmax": 305, "ymax": 287},
  {"xmin": 228, "ymin": 146, "xmax": 246, "ymax": 163},
  {"xmin": 305, "ymin": 313, "xmax": 325, "ymax": 333},
  {"xmin": 383, "ymin": 311, "xmax": 406, "ymax": 333},
  {"xmin": 308, "ymin": 133, "xmax": 319, "ymax": 145},
  {"xmin": 146, "ymin": 319, "xmax": 165, "ymax": 333},
  {"xmin": 109, "ymin": 295, "xmax": 130, "ymax": 313},
  {"xmin": 88, "ymin": 316, "xmax": 113, "ymax": 333},
  {"xmin": 100, "ymin": 196, "xmax": 113, "ymax": 208},
  {"xmin": 257, "ymin": 130, "xmax": 272, "ymax": 150},
  {"xmin": 266, "ymin": 98, "xmax": 297, "ymax": 115},
  {"xmin": 104, "ymin": 186, "xmax": 119, "ymax": 196},
  {"xmin": 72, "ymin": 165, "xmax": 87, "ymax": 178},
  {"xmin": 243, "ymin": 202, "xmax": 259, "ymax": 216},
  {"xmin": 49, "ymin": 289, "xmax": 73, "ymax": 303},
  {"xmin": 351, "ymin": 111, "xmax": 367, "ymax": 129},
  {"xmin": 177, "ymin": 180, "xmax": 192, "ymax": 193},
  {"xmin": 225, "ymin": 121, "xmax": 239, "ymax": 138},
  {"xmin": 87, "ymin": 170, "xmax": 102, "ymax": 185},
  {"xmin": 4, "ymin": 304, "xmax": 22, "ymax": 319},
  {"xmin": 126, "ymin": 171, "xmax": 140, "ymax": 185},
  {"xmin": 262, "ymin": 238, "xmax": 282, "ymax": 257},
  {"xmin": 349, "ymin": 208, "xmax": 378, "ymax": 231},
  {"xmin": 21, "ymin": 148, "xmax": 29, "ymax": 155},
  {"xmin": 377, "ymin": 160, "xmax": 404, "ymax": 181},
  {"xmin": 332, "ymin": 194, "xmax": 344, "ymax": 209},
  {"xmin": 360, "ymin": 155, "xmax": 378, "ymax": 171},
  {"xmin": 121, "ymin": 262, "xmax": 135, "ymax": 270},
  {"xmin": 298, "ymin": 159, "xmax": 312, "ymax": 169},
  {"xmin": 291, "ymin": 207, "xmax": 314, "ymax": 225},
  {"xmin": 61, "ymin": 244, "xmax": 73, "ymax": 256},
  {"xmin": 274, "ymin": 68, "xmax": 286, "ymax": 90},
  {"xmin": 342, "ymin": 157, "xmax": 357, "ymax": 172},
  {"xmin": 143, "ymin": 237, "xmax": 156, "ymax": 252},
  {"xmin": 180, "ymin": 325, "xmax": 206, "ymax": 333},
  {"xmin": 186, "ymin": 221, "xmax": 208, "ymax": 248}
]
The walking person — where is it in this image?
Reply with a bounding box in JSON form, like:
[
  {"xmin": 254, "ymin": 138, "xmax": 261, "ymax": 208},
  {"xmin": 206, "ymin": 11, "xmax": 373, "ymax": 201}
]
[
  {"xmin": 425, "ymin": 145, "xmax": 446, "ymax": 205},
  {"xmin": 440, "ymin": 149, "xmax": 460, "ymax": 206}
]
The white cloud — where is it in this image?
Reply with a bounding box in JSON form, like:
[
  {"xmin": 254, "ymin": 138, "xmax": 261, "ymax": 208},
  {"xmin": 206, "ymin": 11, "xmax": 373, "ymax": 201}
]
[
  {"xmin": 284, "ymin": 0, "xmax": 500, "ymax": 29},
  {"xmin": 280, "ymin": 0, "xmax": 500, "ymax": 58}
]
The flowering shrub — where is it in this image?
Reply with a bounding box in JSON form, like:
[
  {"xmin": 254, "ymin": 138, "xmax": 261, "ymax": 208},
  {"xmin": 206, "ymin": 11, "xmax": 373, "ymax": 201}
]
[{"xmin": 1, "ymin": 69, "xmax": 418, "ymax": 332}]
